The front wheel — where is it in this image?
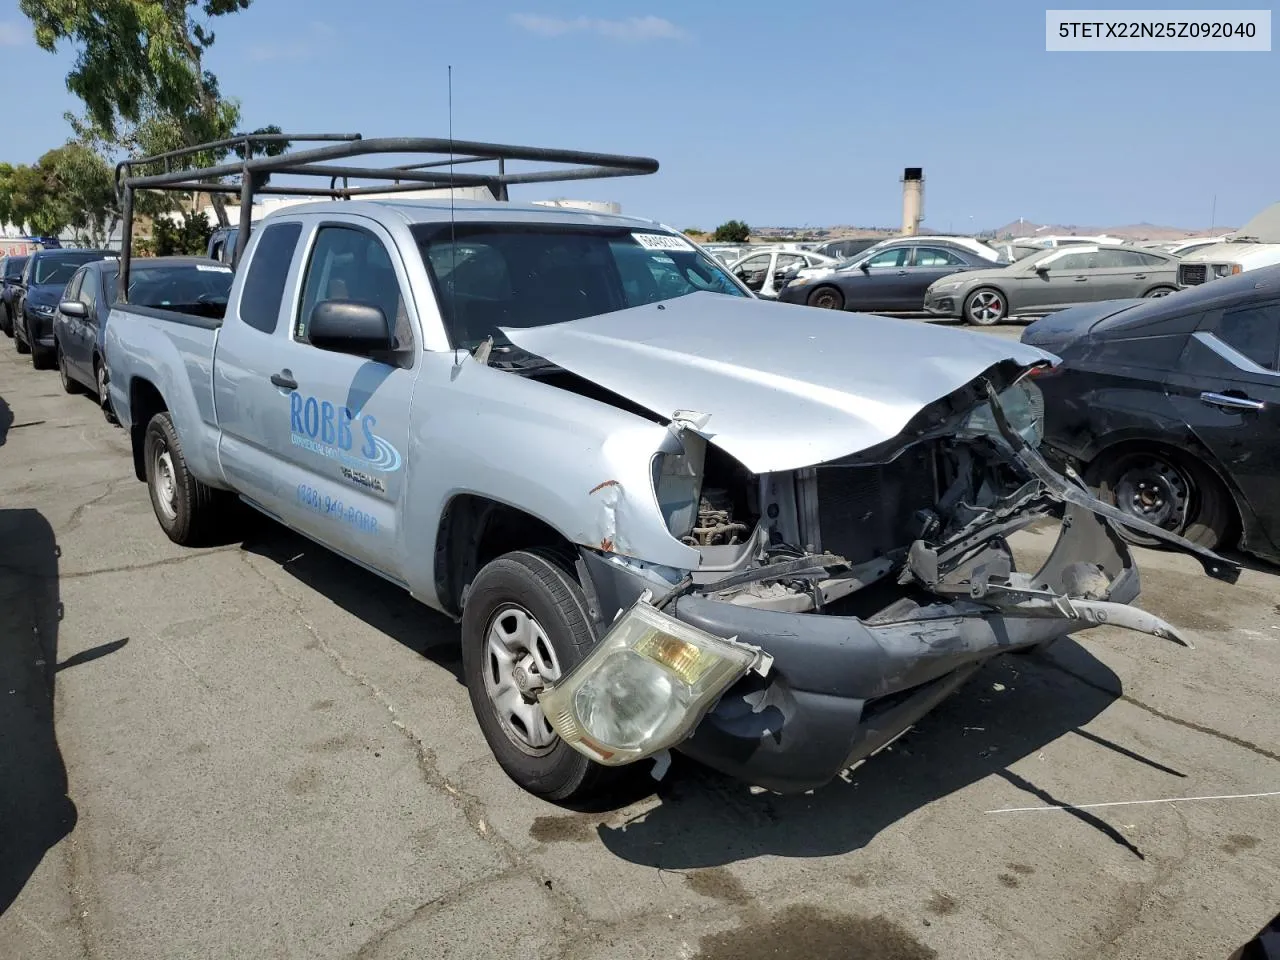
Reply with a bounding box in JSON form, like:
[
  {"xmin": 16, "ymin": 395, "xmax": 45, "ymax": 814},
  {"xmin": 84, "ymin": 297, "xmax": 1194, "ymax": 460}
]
[
  {"xmin": 1143, "ymin": 285, "xmax": 1176, "ymax": 298},
  {"xmin": 14, "ymin": 316, "xmax": 29, "ymax": 354},
  {"xmin": 57, "ymin": 346, "xmax": 81, "ymax": 394},
  {"xmin": 964, "ymin": 287, "xmax": 1007, "ymax": 326},
  {"xmin": 95, "ymin": 358, "xmax": 118, "ymax": 424},
  {"xmin": 1088, "ymin": 449, "xmax": 1234, "ymax": 550},
  {"xmin": 0, "ymin": 305, "xmax": 11, "ymax": 337},
  {"xmin": 143, "ymin": 412, "xmax": 238, "ymax": 546},
  {"xmin": 807, "ymin": 286, "xmax": 844, "ymax": 311},
  {"xmin": 461, "ymin": 550, "xmax": 619, "ymax": 804}
]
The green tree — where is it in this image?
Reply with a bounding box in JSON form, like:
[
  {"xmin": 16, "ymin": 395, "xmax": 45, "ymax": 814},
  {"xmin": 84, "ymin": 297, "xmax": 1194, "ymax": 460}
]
[
  {"xmin": 41, "ymin": 143, "xmax": 120, "ymax": 245},
  {"xmin": 19, "ymin": 0, "xmax": 260, "ymax": 225},
  {"xmin": 713, "ymin": 220, "xmax": 750, "ymax": 243},
  {"xmin": 153, "ymin": 210, "xmax": 213, "ymax": 256}
]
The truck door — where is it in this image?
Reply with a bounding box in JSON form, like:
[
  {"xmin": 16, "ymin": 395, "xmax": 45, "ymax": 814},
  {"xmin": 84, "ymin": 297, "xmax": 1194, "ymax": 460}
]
[{"xmin": 221, "ymin": 217, "xmax": 418, "ymax": 576}]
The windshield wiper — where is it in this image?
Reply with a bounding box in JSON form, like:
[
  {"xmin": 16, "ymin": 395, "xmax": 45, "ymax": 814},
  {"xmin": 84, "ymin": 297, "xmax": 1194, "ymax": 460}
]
[{"xmin": 484, "ymin": 342, "xmax": 560, "ymax": 374}]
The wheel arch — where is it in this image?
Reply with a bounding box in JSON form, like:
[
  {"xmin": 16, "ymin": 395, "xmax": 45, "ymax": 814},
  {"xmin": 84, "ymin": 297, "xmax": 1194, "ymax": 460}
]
[
  {"xmin": 128, "ymin": 377, "xmax": 169, "ymax": 482},
  {"xmin": 1083, "ymin": 433, "xmax": 1247, "ymax": 543},
  {"xmin": 433, "ymin": 493, "xmax": 579, "ymax": 619}
]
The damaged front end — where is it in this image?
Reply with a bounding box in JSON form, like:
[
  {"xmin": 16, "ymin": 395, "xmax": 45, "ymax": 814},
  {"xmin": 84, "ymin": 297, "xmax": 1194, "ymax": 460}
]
[{"xmin": 538, "ymin": 365, "xmax": 1240, "ymax": 793}]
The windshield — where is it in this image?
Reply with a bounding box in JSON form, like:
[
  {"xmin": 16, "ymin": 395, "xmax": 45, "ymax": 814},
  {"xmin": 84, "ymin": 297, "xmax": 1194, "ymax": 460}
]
[
  {"xmin": 104, "ymin": 263, "xmax": 234, "ymax": 317},
  {"xmin": 34, "ymin": 253, "xmax": 109, "ymax": 285},
  {"xmin": 412, "ymin": 223, "xmax": 749, "ymax": 349}
]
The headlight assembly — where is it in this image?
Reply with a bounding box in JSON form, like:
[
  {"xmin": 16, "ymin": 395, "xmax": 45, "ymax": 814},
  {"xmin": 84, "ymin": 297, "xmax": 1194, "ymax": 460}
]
[
  {"xmin": 537, "ymin": 600, "xmax": 765, "ymax": 766},
  {"xmin": 33, "ymin": 303, "xmax": 55, "ymax": 316},
  {"xmin": 1213, "ymin": 263, "xmax": 1242, "ymax": 278},
  {"xmin": 962, "ymin": 379, "xmax": 1045, "ymax": 448},
  {"xmin": 652, "ymin": 431, "xmax": 706, "ymax": 541}
]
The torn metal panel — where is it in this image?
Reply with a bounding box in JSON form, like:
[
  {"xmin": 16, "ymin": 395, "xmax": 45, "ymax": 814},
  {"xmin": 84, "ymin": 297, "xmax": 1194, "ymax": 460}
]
[{"xmin": 983, "ymin": 381, "xmax": 1241, "ymax": 584}]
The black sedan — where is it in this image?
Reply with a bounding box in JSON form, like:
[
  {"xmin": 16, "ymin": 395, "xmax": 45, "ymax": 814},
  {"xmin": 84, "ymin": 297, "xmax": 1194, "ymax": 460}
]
[
  {"xmin": 778, "ymin": 240, "xmax": 993, "ymax": 313},
  {"xmin": 1023, "ymin": 266, "xmax": 1280, "ymax": 562}
]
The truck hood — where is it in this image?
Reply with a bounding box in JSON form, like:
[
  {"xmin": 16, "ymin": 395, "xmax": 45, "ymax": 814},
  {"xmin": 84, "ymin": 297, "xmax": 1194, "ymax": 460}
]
[
  {"xmin": 1180, "ymin": 240, "xmax": 1280, "ymax": 264},
  {"xmin": 503, "ymin": 292, "xmax": 1052, "ymax": 474}
]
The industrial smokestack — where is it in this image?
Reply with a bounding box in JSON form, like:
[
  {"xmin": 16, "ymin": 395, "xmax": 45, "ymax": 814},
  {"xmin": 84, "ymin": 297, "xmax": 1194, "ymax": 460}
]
[{"xmin": 901, "ymin": 167, "xmax": 924, "ymax": 236}]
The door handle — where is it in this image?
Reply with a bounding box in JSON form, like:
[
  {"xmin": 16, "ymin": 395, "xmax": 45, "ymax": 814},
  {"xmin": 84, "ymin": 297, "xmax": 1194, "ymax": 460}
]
[
  {"xmin": 270, "ymin": 370, "xmax": 298, "ymax": 391},
  {"xmin": 1200, "ymin": 391, "xmax": 1265, "ymax": 411},
  {"xmin": 1133, "ymin": 274, "xmax": 1146, "ymax": 279},
  {"xmin": 896, "ymin": 270, "xmax": 908, "ymax": 275},
  {"xmin": 1073, "ymin": 277, "xmax": 1089, "ymax": 282}
]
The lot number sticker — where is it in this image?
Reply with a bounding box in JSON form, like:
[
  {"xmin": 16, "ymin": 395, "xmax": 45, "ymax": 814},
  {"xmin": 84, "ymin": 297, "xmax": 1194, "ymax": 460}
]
[{"xmin": 632, "ymin": 232, "xmax": 694, "ymax": 252}]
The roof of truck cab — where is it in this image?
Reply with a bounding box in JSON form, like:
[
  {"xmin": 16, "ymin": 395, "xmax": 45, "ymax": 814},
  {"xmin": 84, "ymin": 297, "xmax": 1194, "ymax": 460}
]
[{"xmin": 261, "ymin": 198, "xmax": 666, "ymax": 231}]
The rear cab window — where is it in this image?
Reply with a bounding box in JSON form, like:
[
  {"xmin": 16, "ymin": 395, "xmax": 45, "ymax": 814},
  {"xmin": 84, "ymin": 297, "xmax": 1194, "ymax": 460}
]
[{"xmin": 238, "ymin": 223, "xmax": 303, "ymax": 333}]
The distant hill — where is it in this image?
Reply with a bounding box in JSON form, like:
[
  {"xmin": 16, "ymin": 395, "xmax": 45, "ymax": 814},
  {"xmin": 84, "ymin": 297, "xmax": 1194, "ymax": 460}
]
[{"xmin": 748, "ymin": 220, "xmax": 1236, "ymax": 243}]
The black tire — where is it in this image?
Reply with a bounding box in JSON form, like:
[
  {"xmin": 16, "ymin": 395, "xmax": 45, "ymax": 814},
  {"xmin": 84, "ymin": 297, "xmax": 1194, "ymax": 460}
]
[
  {"xmin": 1143, "ymin": 285, "xmax": 1177, "ymax": 298},
  {"xmin": 143, "ymin": 411, "xmax": 237, "ymax": 546},
  {"xmin": 94, "ymin": 357, "xmax": 118, "ymax": 424},
  {"xmin": 57, "ymin": 345, "xmax": 81, "ymax": 394},
  {"xmin": 964, "ymin": 287, "xmax": 1007, "ymax": 326},
  {"xmin": 807, "ymin": 286, "xmax": 844, "ymax": 311},
  {"xmin": 461, "ymin": 549, "xmax": 619, "ymax": 805},
  {"xmin": 1, "ymin": 305, "xmax": 11, "ymax": 337},
  {"xmin": 14, "ymin": 315, "xmax": 29, "ymax": 354},
  {"xmin": 27, "ymin": 318, "xmax": 52, "ymax": 369},
  {"xmin": 1088, "ymin": 448, "xmax": 1234, "ymax": 550}
]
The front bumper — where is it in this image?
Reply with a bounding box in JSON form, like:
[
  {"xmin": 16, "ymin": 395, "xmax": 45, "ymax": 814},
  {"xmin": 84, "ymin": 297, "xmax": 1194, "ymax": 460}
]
[
  {"xmin": 576, "ymin": 433, "xmax": 1236, "ymax": 794},
  {"xmin": 23, "ymin": 308, "xmax": 56, "ymax": 345},
  {"xmin": 923, "ymin": 290, "xmax": 962, "ymax": 317}
]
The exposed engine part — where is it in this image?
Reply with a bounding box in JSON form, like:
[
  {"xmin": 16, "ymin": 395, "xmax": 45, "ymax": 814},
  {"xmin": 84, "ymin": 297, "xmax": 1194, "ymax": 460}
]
[{"xmin": 684, "ymin": 488, "xmax": 750, "ymax": 547}]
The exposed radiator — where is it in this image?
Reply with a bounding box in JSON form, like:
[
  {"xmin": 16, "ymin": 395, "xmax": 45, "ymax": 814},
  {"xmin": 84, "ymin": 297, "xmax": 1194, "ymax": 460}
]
[{"xmin": 806, "ymin": 445, "xmax": 938, "ymax": 565}]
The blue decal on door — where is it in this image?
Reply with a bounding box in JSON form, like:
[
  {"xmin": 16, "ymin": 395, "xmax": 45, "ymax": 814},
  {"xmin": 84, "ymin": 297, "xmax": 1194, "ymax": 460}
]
[{"xmin": 289, "ymin": 393, "xmax": 403, "ymax": 473}]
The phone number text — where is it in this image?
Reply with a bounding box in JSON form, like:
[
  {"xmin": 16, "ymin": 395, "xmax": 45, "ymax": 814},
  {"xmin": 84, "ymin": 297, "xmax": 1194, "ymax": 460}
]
[{"xmin": 296, "ymin": 483, "xmax": 378, "ymax": 533}]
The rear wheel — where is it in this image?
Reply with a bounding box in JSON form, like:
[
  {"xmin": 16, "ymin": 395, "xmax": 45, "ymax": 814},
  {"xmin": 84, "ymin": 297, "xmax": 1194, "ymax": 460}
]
[
  {"xmin": 1088, "ymin": 448, "xmax": 1234, "ymax": 550},
  {"xmin": 964, "ymin": 287, "xmax": 1007, "ymax": 326},
  {"xmin": 143, "ymin": 412, "xmax": 238, "ymax": 546},
  {"xmin": 807, "ymin": 286, "xmax": 844, "ymax": 310},
  {"xmin": 461, "ymin": 549, "xmax": 620, "ymax": 804}
]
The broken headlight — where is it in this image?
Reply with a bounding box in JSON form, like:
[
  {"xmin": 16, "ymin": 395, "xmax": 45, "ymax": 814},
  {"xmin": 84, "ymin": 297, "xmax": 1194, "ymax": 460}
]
[
  {"xmin": 652, "ymin": 431, "xmax": 706, "ymax": 541},
  {"xmin": 537, "ymin": 601, "xmax": 761, "ymax": 766},
  {"xmin": 962, "ymin": 379, "xmax": 1045, "ymax": 447}
]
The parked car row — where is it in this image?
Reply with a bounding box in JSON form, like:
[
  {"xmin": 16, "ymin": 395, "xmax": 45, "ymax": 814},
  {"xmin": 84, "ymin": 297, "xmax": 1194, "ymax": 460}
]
[{"xmin": 4, "ymin": 247, "xmax": 234, "ymax": 422}]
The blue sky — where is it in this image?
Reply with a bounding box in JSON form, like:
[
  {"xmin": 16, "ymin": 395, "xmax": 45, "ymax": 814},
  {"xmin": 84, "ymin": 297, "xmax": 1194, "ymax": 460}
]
[{"xmin": 1, "ymin": 1, "xmax": 1275, "ymax": 230}]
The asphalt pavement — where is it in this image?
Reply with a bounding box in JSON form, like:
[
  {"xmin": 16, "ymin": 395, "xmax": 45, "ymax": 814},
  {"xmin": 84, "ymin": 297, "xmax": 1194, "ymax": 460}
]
[{"xmin": 1, "ymin": 320, "xmax": 1277, "ymax": 960}]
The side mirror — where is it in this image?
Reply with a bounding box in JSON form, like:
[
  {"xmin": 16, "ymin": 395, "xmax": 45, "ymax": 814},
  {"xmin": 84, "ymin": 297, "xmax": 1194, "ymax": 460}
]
[
  {"xmin": 308, "ymin": 300, "xmax": 394, "ymax": 356},
  {"xmin": 1034, "ymin": 263, "xmax": 1050, "ymax": 274},
  {"xmin": 859, "ymin": 262, "xmax": 871, "ymax": 273},
  {"xmin": 59, "ymin": 300, "xmax": 88, "ymax": 318}
]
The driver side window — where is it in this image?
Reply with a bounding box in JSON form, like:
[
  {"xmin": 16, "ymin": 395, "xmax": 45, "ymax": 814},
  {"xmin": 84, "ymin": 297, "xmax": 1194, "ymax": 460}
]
[
  {"xmin": 865, "ymin": 247, "xmax": 909, "ymax": 268},
  {"xmin": 296, "ymin": 225, "xmax": 414, "ymax": 353}
]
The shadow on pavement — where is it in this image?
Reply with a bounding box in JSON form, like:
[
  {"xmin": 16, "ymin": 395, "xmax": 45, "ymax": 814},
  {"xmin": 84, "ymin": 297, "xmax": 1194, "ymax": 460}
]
[
  {"xmin": 0, "ymin": 508, "xmax": 77, "ymax": 915},
  {"xmin": 0, "ymin": 395, "xmax": 12, "ymax": 447},
  {"xmin": 598, "ymin": 642, "xmax": 1145, "ymax": 868},
  {"xmin": 240, "ymin": 522, "xmax": 464, "ymax": 683}
]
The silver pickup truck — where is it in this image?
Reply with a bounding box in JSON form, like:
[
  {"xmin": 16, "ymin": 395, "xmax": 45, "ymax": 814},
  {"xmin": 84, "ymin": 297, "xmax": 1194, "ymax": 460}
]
[{"xmin": 104, "ymin": 138, "xmax": 1238, "ymax": 804}]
